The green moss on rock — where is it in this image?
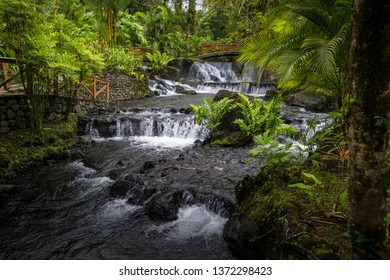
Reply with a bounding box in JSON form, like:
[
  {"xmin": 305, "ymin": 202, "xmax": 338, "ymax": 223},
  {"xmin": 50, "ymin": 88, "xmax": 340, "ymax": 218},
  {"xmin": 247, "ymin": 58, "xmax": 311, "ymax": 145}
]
[
  {"xmin": 224, "ymin": 164, "xmax": 351, "ymax": 259},
  {"xmin": 0, "ymin": 113, "xmax": 79, "ymax": 173}
]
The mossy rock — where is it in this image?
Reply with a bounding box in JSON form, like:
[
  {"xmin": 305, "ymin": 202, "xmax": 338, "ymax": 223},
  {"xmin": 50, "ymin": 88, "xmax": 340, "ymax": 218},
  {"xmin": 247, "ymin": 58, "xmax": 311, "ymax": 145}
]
[
  {"xmin": 211, "ymin": 131, "xmax": 251, "ymax": 147},
  {"xmin": 224, "ymin": 164, "xmax": 350, "ymax": 259},
  {"xmin": 210, "ymin": 90, "xmax": 255, "ymax": 147}
]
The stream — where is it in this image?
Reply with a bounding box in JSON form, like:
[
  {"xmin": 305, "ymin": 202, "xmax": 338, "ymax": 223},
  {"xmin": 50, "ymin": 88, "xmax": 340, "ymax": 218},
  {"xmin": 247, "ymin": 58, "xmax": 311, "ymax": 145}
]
[{"xmin": 0, "ymin": 62, "xmax": 327, "ymax": 259}]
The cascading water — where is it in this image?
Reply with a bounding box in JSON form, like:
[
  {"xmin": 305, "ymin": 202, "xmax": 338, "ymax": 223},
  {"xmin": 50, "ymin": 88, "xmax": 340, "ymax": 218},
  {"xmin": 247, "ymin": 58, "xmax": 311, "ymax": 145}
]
[
  {"xmin": 188, "ymin": 62, "xmax": 239, "ymax": 82},
  {"xmin": 150, "ymin": 61, "xmax": 275, "ymax": 97},
  {"xmin": 187, "ymin": 61, "xmax": 275, "ymax": 96},
  {"xmin": 85, "ymin": 109, "xmax": 209, "ymax": 149},
  {"xmin": 0, "ymin": 61, "xmax": 327, "ymax": 260}
]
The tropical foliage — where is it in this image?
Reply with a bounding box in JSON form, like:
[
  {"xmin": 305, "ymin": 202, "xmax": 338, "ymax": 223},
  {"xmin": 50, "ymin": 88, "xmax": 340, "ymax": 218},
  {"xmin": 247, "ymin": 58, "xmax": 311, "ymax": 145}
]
[
  {"xmin": 190, "ymin": 97, "xmax": 236, "ymax": 131},
  {"xmin": 145, "ymin": 51, "xmax": 174, "ymax": 72},
  {"xmin": 239, "ymin": 0, "xmax": 352, "ymax": 106},
  {"xmin": 233, "ymin": 93, "xmax": 295, "ymax": 137}
]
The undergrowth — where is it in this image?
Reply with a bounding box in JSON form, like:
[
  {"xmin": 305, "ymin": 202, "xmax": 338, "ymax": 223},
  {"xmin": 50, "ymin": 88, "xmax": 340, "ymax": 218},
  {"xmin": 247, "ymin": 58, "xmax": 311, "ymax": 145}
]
[{"xmin": 0, "ymin": 113, "xmax": 78, "ymax": 173}]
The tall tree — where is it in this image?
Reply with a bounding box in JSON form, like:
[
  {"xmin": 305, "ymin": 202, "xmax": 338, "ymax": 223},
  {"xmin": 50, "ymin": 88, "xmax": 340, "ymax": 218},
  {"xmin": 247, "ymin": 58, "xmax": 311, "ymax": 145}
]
[
  {"xmin": 174, "ymin": 0, "xmax": 183, "ymax": 14},
  {"xmin": 347, "ymin": 0, "xmax": 390, "ymax": 259},
  {"xmin": 86, "ymin": 0, "xmax": 128, "ymax": 47},
  {"xmin": 187, "ymin": 0, "xmax": 196, "ymax": 35}
]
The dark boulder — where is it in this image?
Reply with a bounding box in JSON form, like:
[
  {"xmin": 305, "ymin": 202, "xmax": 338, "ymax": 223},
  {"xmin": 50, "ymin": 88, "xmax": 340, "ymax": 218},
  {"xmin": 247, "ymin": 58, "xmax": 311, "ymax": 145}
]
[
  {"xmin": 264, "ymin": 89, "xmax": 281, "ymax": 100},
  {"xmin": 127, "ymin": 186, "xmax": 158, "ymax": 205},
  {"xmin": 285, "ymin": 91, "xmax": 328, "ymax": 112},
  {"xmin": 223, "ymin": 215, "xmax": 262, "ymax": 259},
  {"xmin": 140, "ymin": 161, "xmax": 155, "ymax": 173},
  {"xmin": 157, "ymin": 66, "xmax": 181, "ymax": 81},
  {"xmin": 145, "ymin": 189, "xmax": 183, "ymax": 222},
  {"xmin": 175, "ymin": 86, "xmax": 197, "ymax": 95},
  {"xmin": 124, "ymin": 173, "xmax": 141, "ymax": 183},
  {"xmin": 109, "ymin": 180, "xmax": 137, "ymax": 198},
  {"xmin": 90, "ymin": 118, "xmax": 116, "ymax": 138},
  {"xmin": 210, "ymin": 90, "xmax": 252, "ymax": 146}
]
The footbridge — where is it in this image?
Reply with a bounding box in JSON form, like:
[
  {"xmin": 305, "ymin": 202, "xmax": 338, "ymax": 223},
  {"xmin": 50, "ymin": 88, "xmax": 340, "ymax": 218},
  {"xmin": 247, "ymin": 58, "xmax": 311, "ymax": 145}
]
[{"xmin": 195, "ymin": 43, "xmax": 240, "ymax": 60}]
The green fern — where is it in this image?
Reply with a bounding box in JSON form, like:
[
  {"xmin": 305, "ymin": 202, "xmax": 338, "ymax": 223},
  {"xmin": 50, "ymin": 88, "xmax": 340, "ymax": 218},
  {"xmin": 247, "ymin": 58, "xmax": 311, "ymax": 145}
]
[
  {"xmin": 233, "ymin": 93, "xmax": 291, "ymax": 137},
  {"xmin": 190, "ymin": 97, "xmax": 236, "ymax": 131},
  {"xmin": 249, "ymin": 129, "xmax": 295, "ymax": 168},
  {"xmin": 145, "ymin": 50, "xmax": 174, "ymax": 71}
]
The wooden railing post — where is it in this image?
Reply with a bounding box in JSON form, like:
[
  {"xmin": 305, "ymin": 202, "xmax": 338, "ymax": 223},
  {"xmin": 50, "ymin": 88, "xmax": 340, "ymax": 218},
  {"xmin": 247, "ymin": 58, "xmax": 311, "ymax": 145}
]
[
  {"xmin": 80, "ymin": 76, "xmax": 110, "ymax": 101},
  {"xmin": 92, "ymin": 77, "xmax": 96, "ymax": 100},
  {"xmin": 0, "ymin": 61, "xmax": 10, "ymax": 90}
]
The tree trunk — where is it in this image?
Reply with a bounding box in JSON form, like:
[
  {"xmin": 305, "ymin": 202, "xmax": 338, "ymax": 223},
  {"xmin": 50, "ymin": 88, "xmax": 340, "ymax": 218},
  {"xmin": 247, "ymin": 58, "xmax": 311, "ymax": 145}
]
[
  {"xmin": 187, "ymin": 0, "xmax": 196, "ymax": 35},
  {"xmin": 347, "ymin": 0, "xmax": 390, "ymax": 259}
]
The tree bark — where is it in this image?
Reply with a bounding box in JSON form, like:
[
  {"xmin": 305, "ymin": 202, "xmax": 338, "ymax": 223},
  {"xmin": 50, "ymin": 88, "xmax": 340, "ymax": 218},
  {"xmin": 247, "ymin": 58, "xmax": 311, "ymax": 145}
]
[{"xmin": 347, "ymin": 0, "xmax": 390, "ymax": 259}]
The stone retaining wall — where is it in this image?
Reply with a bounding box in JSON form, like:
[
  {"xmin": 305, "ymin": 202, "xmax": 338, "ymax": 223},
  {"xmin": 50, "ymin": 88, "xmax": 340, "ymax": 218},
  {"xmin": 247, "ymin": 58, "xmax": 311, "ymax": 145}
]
[
  {"xmin": 0, "ymin": 72, "xmax": 153, "ymax": 134},
  {"xmin": 0, "ymin": 95, "xmax": 94, "ymax": 134},
  {"xmin": 102, "ymin": 70, "xmax": 152, "ymax": 101}
]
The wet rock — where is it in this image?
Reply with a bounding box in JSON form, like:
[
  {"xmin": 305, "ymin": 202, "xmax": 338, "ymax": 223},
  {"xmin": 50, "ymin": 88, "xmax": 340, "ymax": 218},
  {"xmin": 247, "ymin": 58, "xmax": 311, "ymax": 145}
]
[
  {"xmin": 285, "ymin": 91, "xmax": 328, "ymax": 112},
  {"xmin": 183, "ymin": 189, "xmax": 236, "ymax": 218},
  {"xmin": 183, "ymin": 79, "xmax": 201, "ymax": 88},
  {"xmin": 90, "ymin": 119, "xmax": 116, "ymax": 138},
  {"xmin": 214, "ymin": 89, "xmax": 241, "ymax": 102},
  {"xmin": 193, "ymin": 139, "xmax": 203, "ymax": 145},
  {"xmin": 176, "ymin": 154, "xmax": 185, "ymax": 161},
  {"xmin": 116, "ymin": 160, "xmax": 128, "ymax": 167},
  {"xmin": 184, "ymin": 107, "xmax": 193, "ymax": 114},
  {"xmin": 264, "ymin": 89, "xmax": 281, "ymax": 100},
  {"xmin": 175, "ymin": 86, "xmax": 197, "ymax": 96},
  {"xmin": 140, "ymin": 161, "xmax": 155, "ymax": 173},
  {"xmin": 70, "ymin": 150, "xmax": 85, "ymax": 160},
  {"xmin": 124, "ymin": 174, "xmax": 139, "ymax": 183},
  {"xmin": 127, "ymin": 186, "xmax": 158, "ymax": 205},
  {"xmin": 109, "ymin": 180, "xmax": 137, "ymax": 198},
  {"xmin": 157, "ymin": 66, "xmax": 181, "ymax": 81},
  {"xmin": 0, "ymin": 184, "xmax": 16, "ymax": 194},
  {"xmin": 145, "ymin": 189, "xmax": 183, "ymax": 222},
  {"xmin": 223, "ymin": 215, "xmax": 261, "ymax": 259}
]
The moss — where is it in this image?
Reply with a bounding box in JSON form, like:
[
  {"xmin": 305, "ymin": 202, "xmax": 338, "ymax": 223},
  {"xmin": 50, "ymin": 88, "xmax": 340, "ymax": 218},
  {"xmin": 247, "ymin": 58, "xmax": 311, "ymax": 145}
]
[
  {"xmin": 0, "ymin": 113, "xmax": 79, "ymax": 173},
  {"xmin": 211, "ymin": 131, "xmax": 252, "ymax": 146},
  {"xmin": 229, "ymin": 162, "xmax": 351, "ymax": 259}
]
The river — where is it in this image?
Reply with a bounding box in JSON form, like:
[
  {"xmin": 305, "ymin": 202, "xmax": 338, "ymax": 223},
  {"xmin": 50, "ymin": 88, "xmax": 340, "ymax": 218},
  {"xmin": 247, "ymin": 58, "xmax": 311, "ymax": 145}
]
[{"xmin": 0, "ymin": 62, "xmax": 326, "ymax": 259}]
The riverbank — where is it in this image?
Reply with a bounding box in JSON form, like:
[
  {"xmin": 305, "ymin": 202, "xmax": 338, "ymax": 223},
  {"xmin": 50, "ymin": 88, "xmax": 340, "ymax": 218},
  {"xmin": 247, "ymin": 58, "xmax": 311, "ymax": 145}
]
[{"xmin": 0, "ymin": 113, "xmax": 79, "ymax": 177}]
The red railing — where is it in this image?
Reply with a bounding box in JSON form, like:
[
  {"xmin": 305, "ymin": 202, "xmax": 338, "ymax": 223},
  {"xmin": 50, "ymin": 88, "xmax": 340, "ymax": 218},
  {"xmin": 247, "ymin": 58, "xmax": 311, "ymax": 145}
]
[
  {"xmin": 0, "ymin": 57, "xmax": 17, "ymax": 91},
  {"xmin": 80, "ymin": 76, "xmax": 110, "ymax": 101},
  {"xmin": 131, "ymin": 47, "xmax": 153, "ymax": 62},
  {"xmin": 199, "ymin": 43, "xmax": 239, "ymax": 55}
]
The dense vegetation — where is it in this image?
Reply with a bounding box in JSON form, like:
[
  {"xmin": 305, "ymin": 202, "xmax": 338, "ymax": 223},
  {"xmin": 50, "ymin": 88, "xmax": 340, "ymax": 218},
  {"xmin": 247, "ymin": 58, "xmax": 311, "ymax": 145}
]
[{"xmin": 0, "ymin": 0, "xmax": 389, "ymax": 259}]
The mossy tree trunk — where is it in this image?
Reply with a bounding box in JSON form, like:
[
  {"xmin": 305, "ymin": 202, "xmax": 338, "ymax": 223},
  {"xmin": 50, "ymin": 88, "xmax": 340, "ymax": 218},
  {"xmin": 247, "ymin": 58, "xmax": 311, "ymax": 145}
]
[
  {"xmin": 187, "ymin": 0, "xmax": 196, "ymax": 35},
  {"xmin": 347, "ymin": 0, "xmax": 390, "ymax": 259}
]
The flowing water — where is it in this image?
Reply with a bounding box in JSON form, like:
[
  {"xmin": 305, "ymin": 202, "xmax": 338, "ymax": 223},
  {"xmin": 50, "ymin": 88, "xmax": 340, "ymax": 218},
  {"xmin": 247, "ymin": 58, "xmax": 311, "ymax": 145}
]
[{"xmin": 0, "ymin": 62, "xmax": 327, "ymax": 260}]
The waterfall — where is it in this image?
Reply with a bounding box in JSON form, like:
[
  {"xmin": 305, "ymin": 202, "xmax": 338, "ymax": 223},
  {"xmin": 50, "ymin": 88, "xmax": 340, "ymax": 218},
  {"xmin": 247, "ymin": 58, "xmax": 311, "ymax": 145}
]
[
  {"xmin": 85, "ymin": 110, "xmax": 209, "ymax": 147},
  {"xmin": 187, "ymin": 61, "xmax": 275, "ymax": 96},
  {"xmin": 188, "ymin": 62, "xmax": 239, "ymax": 82}
]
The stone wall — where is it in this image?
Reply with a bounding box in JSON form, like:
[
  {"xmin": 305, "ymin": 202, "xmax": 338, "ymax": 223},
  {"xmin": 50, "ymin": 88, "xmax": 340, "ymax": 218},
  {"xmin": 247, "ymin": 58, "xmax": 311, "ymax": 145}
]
[
  {"xmin": 101, "ymin": 70, "xmax": 152, "ymax": 101},
  {"xmin": 0, "ymin": 95, "xmax": 94, "ymax": 134},
  {"xmin": 0, "ymin": 72, "xmax": 153, "ymax": 134}
]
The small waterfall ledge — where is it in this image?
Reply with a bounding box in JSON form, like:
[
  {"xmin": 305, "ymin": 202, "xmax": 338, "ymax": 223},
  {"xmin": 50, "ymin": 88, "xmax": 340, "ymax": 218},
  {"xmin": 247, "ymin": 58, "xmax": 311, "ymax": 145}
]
[
  {"xmin": 150, "ymin": 61, "xmax": 275, "ymax": 97},
  {"xmin": 85, "ymin": 109, "xmax": 209, "ymax": 148}
]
